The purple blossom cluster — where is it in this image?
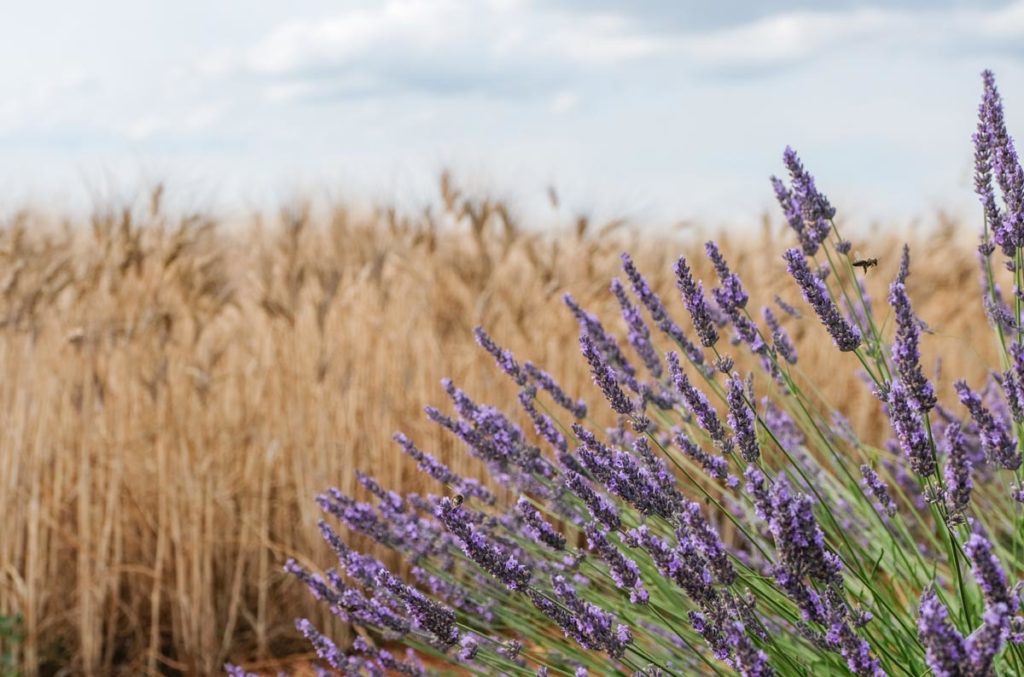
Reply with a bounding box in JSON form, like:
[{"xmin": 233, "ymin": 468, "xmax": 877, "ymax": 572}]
[
  {"xmin": 277, "ymin": 68, "xmax": 1024, "ymax": 677},
  {"xmin": 782, "ymin": 248, "xmax": 862, "ymax": 352}
]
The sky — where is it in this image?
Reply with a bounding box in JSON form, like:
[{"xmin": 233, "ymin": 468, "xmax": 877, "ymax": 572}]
[{"xmin": 2, "ymin": 0, "xmax": 1024, "ymax": 227}]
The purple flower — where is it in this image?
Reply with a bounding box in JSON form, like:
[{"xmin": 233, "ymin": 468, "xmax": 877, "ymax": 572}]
[
  {"xmin": 580, "ymin": 333, "xmax": 635, "ymax": 415},
  {"xmin": 896, "ymin": 243, "xmax": 911, "ymax": 285},
  {"xmin": 375, "ymin": 569, "xmax": 460, "ymax": 649},
  {"xmin": 955, "ymin": 380, "xmax": 1021, "ymax": 470},
  {"xmin": 564, "ymin": 469, "xmax": 622, "ymax": 530},
  {"xmin": 727, "ymin": 621, "xmax": 775, "ymax": 677},
  {"xmin": 889, "ymin": 281, "xmax": 936, "ymax": 411},
  {"xmin": 859, "ymin": 465, "xmax": 896, "ymax": 518},
  {"xmin": 585, "ymin": 524, "xmax": 648, "ymax": 604},
  {"xmin": 774, "ymin": 295, "xmax": 802, "ymax": 319},
  {"xmin": 966, "ymin": 528, "xmax": 1014, "ymax": 612},
  {"xmin": 727, "ymin": 373, "xmax": 760, "ymax": 462},
  {"xmin": 917, "ymin": 589, "xmax": 969, "ymax": 677},
  {"xmin": 976, "ymin": 70, "xmax": 1005, "ymax": 236},
  {"xmin": 436, "ymin": 497, "xmax": 533, "ymax": 591},
  {"xmin": 763, "ymin": 307, "xmax": 798, "ymax": 364},
  {"xmin": 668, "ymin": 351, "xmax": 734, "ymax": 453},
  {"xmin": 531, "ymin": 575, "xmax": 633, "ymax": 658},
  {"xmin": 611, "ymin": 278, "xmax": 663, "ymax": 378},
  {"xmin": 516, "ymin": 497, "xmax": 566, "ymax": 551},
  {"xmin": 772, "ymin": 477, "xmax": 840, "ymax": 583},
  {"xmin": 775, "ymin": 147, "xmax": 835, "ymax": 256},
  {"xmin": 885, "ymin": 380, "xmax": 937, "ymax": 477},
  {"xmin": 565, "ymin": 294, "xmax": 637, "ymax": 380},
  {"xmin": 621, "ymin": 252, "xmax": 705, "ymax": 365},
  {"xmin": 476, "ymin": 326, "xmax": 587, "ymax": 418},
  {"xmin": 783, "ymin": 248, "xmax": 861, "ymax": 352},
  {"xmin": 943, "ymin": 422, "xmax": 973, "ymax": 520},
  {"xmin": 574, "ymin": 424, "xmax": 681, "ymax": 518},
  {"xmin": 705, "ymin": 241, "xmax": 749, "ymax": 311},
  {"xmin": 518, "ymin": 388, "xmax": 568, "ymax": 454},
  {"xmin": 673, "ymin": 429, "xmax": 735, "ymax": 487},
  {"xmin": 624, "ymin": 525, "xmax": 718, "ymax": 609},
  {"xmin": 976, "ymin": 70, "xmax": 1024, "ymax": 255},
  {"xmin": 678, "ymin": 501, "xmax": 736, "ymax": 585},
  {"xmin": 674, "ymin": 257, "xmax": 719, "ymax": 347},
  {"xmin": 295, "ymin": 618, "xmax": 347, "ymax": 671}
]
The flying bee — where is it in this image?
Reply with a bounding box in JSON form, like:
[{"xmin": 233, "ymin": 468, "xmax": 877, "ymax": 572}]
[
  {"xmin": 852, "ymin": 257, "xmax": 878, "ymax": 274},
  {"xmin": 452, "ymin": 493, "xmax": 464, "ymax": 507}
]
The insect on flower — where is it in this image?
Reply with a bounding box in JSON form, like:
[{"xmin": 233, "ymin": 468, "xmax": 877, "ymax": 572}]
[
  {"xmin": 452, "ymin": 493, "xmax": 464, "ymax": 507},
  {"xmin": 852, "ymin": 256, "xmax": 878, "ymax": 274}
]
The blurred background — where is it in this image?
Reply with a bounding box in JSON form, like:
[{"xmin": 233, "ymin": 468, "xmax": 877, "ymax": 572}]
[
  {"xmin": 0, "ymin": 1, "xmax": 1022, "ymax": 675},
  {"xmin": 1, "ymin": 0, "xmax": 1023, "ymax": 226}
]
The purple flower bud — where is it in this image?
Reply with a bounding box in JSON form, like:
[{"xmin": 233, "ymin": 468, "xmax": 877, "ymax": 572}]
[
  {"xmin": 966, "ymin": 528, "xmax": 1014, "ymax": 612},
  {"xmin": 565, "ymin": 293, "xmax": 636, "ymax": 380},
  {"xmin": 782, "ymin": 248, "xmax": 861, "ymax": 352},
  {"xmin": 476, "ymin": 326, "xmax": 586, "ymax": 418},
  {"xmin": 763, "ymin": 307, "xmax": 798, "ymax": 364},
  {"xmin": 436, "ymin": 497, "xmax": 533, "ymax": 591},
  {"xmin": 727, "ymin": 373, "xmax": 760, "ymax": 462},
  {"xmin": 611, "ymin": 278, "xmax": 663, "ymax": 378},
  {"xmin": 943, "ymin": 422, "xmax": 973, "ymax": 520},
  {"xmin": 955, "ymin": 380, "xmax": 1021, "ymax": 470},
  {"xmin": 580, "ymin": 333, "xmax": 635, "ymax": 415},
  {"xmin": 295, "ymin": 618, "xmax": 347, "ymax": 671},
  {"xmin": 585, "ymin": 523, "xmax": 648, "ymax": 604},
  {"xmin": 896, "ymin": 243, "xmax": 911, "ymax": 285},
  {"xmin": 976, "ymin": 70, "xmax": 1024, "ymax": 255},
  {"xmin": 778, "ymin": 147, "xmax": 835, "ymax": 256},
  {"xmin": 564, "ymin": 469, "xmax": 622, "ymax": 530},
  {"xmin": 375, "ymin": 569, "xmax": 460, "ymax": 649},
  {"xmin": 889, "ymin": 281, "xmax": 936, "ymax": 411},
  {"xmin": 621, "ymin": 252, "xmax": 705, "ymax": 365},
  {"xmin": 859, "ymin": 465, "xmax": 897, "ymax": 517},
  {"xmin": 886, "ymin": 380, "xmax": 937, "ymax": 477},
  {"xmin": 673, "ymin": 429, "xmax": 734, "ymax": 487},
  {"xmin": 668, "ymin": 351, "xmax": 733, "ymax": 453},
  {"xmin": 917, "ymin": 588, "xmax": 969, "ymax": 677},
  {"xmin": 704, "ymin": 241, "xmax": 748, "ymax": 311},
  {"xmin": 674, "ymin": 257, "xmax": 719, "ymax": 347},
  {"xmin": 516, "ymin": 497, "xmax": 566, "ymax": 551}
]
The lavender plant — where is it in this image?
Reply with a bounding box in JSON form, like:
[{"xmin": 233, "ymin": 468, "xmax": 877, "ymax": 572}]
[{"xmin": 261, "ymin": 71, "xmax": 1024, "ymax": 676}]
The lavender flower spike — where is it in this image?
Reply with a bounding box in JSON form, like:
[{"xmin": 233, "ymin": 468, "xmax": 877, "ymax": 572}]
[
  {"xmin": 954, "ymin": 380, "xmax": 1021, "ymax": 470},
  {"xmin": 885, "ymin": 380, "xmax": 937, "ymax": 478},
  {"xmin": 965, "ymin": 528, "xmax": 1015, "ymax": 673},
  {"xmin": 859, "ymin": 465, "xmax": 896, "ymax": 518},
  {"xmin": 674, "ymin": 257, "xmax": 719, "ymax": 347},
  {"xmin": 621, "ymin": 252, "xmax": 705, "ymax": 365},
  {"xmin": 610, "ymin": 277, "xmax": 663, "ymax": 378},
  {"xmin": 763, "ymin": 307, "xmax": 798, "ymax": 364},
  {"xmin": 917, "ymin": 589, "xmax": 969, "ymax": 677},
  {"xmin": 727, "ymin": 373, "xmax": 760, "ymax": 462},
  {"xmin": 975, "ymin": 70, "xmax": 1005, "ymax": 236},
  {"xmin": 516, "ymin": 497, "xmax": 566, "ymax": 551},
  {"xmin": 704, "ymin": 241, "xmax": 748, "ymax": 311},
  {"xmin": 668, "ymin": 351, "xmax": 734, "ymax": 453},
  {"xmin": 782, "ymin": 248, "xmax": 861, "ymax": 352},
  {"xmin": 580, "ymin": 333, "xmax": 635, "ymax": 415},
  {"xmin": 889, "ymin": 280, "xmax": 936, "ymax": 411},
  {"xmin": 782, "ymin": 147, "xmax": 835, "ymax": 256},
  {"xmin": 943, "ymin": 422, "xmax": 973, "ymax": 520},
  {"xmin": 977, "ymin": 70, "xmax": 1024, "ymax": 254}
]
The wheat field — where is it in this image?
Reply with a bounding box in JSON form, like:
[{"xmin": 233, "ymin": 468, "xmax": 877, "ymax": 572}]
[{"xmin": 0, "ymin": 179, "xmax": 998, "ymax": 675}]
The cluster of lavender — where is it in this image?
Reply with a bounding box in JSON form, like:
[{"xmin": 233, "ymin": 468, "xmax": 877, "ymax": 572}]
[{"xmin": 232, "ymin": 70, "xmax": 1024, "ymax": 676}]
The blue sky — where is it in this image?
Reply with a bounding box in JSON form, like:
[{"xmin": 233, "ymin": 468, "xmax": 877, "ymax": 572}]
[{"xmin": 2, "ymin": 0, "xmax": 1024, "ymax": 227}]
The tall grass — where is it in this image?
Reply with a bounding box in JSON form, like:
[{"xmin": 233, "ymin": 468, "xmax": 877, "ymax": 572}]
[{"xmin": 0, "ymin": 178, "xmax": 993, "ymax": 674}]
